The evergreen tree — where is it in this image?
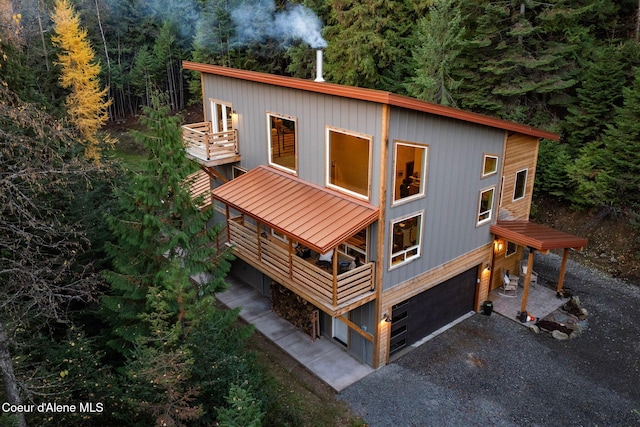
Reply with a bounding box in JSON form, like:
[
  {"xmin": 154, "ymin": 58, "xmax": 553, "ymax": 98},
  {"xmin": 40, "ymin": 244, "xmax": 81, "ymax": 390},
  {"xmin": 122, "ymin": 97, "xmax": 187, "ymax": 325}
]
[
  {"xmin": 562, "ymin": 44, "xmax": 626, "ymax": 155},
  {"xmin": 324, "ymin": 0, "xmax": 423, "ymax": 92},
  {"xmin": 51, "ymin": 0, "xmax": 112, "ymax": 163},
  {"xmin": 217, "ymin": 382, "xmax": 265, "ymax": 427},
  {"xmin": 600, "ymin": 66, "xmax": 640, "ymax": 206},
  {"xmin": 406, "ymin": 0, "xmax": 464, "ymax": 105},
  {"xmin": 102, "ymin": 94, "xmax": 231, "ymax": 353},
  {"xmin": 452, "ymin": 1, "xmax": 593, "ymax": 125}
]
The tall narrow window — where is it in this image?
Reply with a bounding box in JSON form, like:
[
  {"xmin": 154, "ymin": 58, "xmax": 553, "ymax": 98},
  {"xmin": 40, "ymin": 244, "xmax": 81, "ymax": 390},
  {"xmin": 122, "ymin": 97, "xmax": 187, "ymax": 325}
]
[
  {"xmin": 482, "ymin": 154, "xmax": 499, "ymax": 177},
  {"xmin": 267, "ymin": 112, "xmax": 297, "ymax": 174},
  {"xmin": 477, "ymin": 187, "xmax": 495, "ymax": 225},
  {"xmin": 326, "ymin": 127, "xmax": 371, "ymax": 199},
  {"xmin": 513, "ymin": 169, "xmax": 528, "ymax": 201},
  {"xmin": 390, "ymin": 213, "xmax": 423, "ymax": 268},
  {"xmin": 393, "ymin": 141, "xmax": 428, "ymax": 203}
]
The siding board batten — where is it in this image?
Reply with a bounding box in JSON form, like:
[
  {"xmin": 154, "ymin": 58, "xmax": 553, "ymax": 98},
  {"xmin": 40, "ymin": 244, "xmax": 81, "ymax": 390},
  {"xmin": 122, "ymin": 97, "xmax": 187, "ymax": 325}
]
[{"xmin": 375, "ymin": 104, "xmax": 390, "ymax": 367}]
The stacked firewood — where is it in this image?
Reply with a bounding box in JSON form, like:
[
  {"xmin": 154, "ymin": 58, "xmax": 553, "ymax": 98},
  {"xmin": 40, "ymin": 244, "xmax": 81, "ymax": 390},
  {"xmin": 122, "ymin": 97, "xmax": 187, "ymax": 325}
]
[{"xmin": 270, "ymin": 281, "xmax": 319, "ymax": 339}]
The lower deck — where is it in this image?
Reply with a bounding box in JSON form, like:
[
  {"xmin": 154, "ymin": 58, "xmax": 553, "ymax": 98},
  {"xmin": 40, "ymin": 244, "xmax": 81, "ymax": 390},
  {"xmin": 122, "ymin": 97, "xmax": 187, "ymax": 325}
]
[{"xmin": 217, "ymin": 274, "xmax": 374, "ymax": 391}]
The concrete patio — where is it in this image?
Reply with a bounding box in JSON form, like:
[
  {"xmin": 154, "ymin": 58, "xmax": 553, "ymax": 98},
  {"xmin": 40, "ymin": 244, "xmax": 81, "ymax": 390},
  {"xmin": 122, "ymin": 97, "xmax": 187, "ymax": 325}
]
[
  {"xmin": 216, "ymin": 276, "xmax": 374, "ymax": 392},
  {"xmin": 487, "ymin": 277, "xmax": 569, "ymax": 325}
]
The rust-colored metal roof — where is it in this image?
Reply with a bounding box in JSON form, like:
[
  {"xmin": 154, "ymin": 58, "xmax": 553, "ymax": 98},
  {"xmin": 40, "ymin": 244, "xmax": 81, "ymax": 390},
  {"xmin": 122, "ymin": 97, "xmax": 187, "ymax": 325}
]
[
  {"xmin": 491, "ymin": 221, "xmax": 588, "ymax": 251},
  {"xmin": 183, "ymin": 61, "xmax": 558, "ymax": 141},
  {"xmin": 211, "ymin": 165, "xmax": 379, "ymax": 254},
  {"xmin": 185, "ymin": 170, "xmax": 212, "ymax": 209}
]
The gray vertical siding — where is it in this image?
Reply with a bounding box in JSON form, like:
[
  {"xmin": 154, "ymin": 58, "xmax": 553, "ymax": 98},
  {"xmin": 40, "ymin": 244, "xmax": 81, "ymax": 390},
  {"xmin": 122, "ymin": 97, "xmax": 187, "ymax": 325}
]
[
  {"xmin": 383, "ymin": 108, "xmax": 504, "ymax": 290},
  {"xmin": 201, "ymin": 73, "xmax": 507, "ymax": 293},
  {"xmin": 202, "ymin": 74, "xmax": 383, "ymax": 207}
]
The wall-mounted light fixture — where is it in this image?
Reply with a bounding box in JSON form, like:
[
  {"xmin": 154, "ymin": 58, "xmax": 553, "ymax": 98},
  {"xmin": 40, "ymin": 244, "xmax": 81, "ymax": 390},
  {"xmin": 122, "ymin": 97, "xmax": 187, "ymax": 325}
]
[
  {"xmin": 383, "ymin": 313, "xmax": 391, "ymax": 323},
  {"xmin": 485, "ymin": 263, "xmax": 492, "ymax": 272},
  {"xmin": 494, "ymin": 239, "xmax": 504, "ymax": 253}
]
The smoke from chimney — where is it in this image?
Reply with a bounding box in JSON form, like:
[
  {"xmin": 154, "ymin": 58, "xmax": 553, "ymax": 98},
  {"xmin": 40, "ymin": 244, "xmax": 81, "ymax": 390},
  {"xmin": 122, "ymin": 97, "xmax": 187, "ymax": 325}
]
[{"xmin": 231, "ymin": 0, "xmax": 327, "ymax": 49}]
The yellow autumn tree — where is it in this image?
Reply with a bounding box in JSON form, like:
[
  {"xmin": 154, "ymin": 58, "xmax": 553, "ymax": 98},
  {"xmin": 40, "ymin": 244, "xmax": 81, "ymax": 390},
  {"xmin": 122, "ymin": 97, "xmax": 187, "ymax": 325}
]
[{"xmin": 51, "ymin": 0, "xmax": 111, "ymax": 162}]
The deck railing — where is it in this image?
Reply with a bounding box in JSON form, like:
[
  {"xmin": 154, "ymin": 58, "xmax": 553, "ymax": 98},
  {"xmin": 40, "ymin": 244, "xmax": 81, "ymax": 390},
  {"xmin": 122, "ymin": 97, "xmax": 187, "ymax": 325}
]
[
  {"xmin": 182, "ymin": 122, "xmax": 238, "ymax": 161},
  {"xmin": 227, "ymin": 217, "xmax": 374, "ymax": 311}
]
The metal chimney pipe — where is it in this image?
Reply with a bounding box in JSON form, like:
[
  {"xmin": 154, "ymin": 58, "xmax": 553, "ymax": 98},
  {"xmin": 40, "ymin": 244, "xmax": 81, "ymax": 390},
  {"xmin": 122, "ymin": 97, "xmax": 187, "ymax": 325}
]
[{"xmin": 314, "ymin": 49, "xmax": 325, "ymax": 82}]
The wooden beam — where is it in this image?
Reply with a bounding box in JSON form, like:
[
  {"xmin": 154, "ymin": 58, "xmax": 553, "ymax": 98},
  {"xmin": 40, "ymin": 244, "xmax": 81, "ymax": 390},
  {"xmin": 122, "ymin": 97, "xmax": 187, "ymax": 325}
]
[
  {"xmin": 556, "ymin": 248, "xmax": 569, "ymax": 293},
  {"xmin": 519, "ymin": 249, "xmax": 535, "ymax": 314},
  {"xmin": 338, "ymin": 315, "xmax": 374, "ymax": 343},
  {"xmin": 199, "ymin": 164, "xmax": 229, "ymax": 183}
]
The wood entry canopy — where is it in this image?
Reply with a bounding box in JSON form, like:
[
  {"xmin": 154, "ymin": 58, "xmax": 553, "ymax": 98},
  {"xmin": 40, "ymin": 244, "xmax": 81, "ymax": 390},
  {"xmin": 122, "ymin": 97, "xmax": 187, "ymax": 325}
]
[
  {"xmin": 490, "ymin": 221, "xmax": 588, "ymax": 252},
  {"xmin": 491, "ymin": 220, "xmax": 588, "ymax": 318},
  {"xmin": 211, "ymin": 165, "xmax": 379, "ymax": 254}
]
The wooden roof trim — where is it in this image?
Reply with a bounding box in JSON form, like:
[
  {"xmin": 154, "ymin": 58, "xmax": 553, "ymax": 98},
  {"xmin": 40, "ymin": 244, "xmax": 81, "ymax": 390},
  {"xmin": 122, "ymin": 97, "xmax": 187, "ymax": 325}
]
[{"xmin": 183, "ymin": 61, "xmax": 559, "ymax": 141}]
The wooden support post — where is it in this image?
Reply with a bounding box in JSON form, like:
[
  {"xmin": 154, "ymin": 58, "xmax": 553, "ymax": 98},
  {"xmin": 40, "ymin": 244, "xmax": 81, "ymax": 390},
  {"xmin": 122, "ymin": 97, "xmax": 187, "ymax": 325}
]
[
  {"xmin": 225, "ymin": 205, "xmax": 230, "ymax": 243},
  {"xmin": 256, "ymin": 220, "xmax": 262, "ymax": 261},
  {"xmin": 556, "ymin": 248, "xmax": 569, "ymax": 293},
  {"xmin": 332, "ymin": 249, "xmax": 338, "ymax": 307},
  {"xmin": 288, "ymin": 240, "xmax": 294, "ymax": 279},
  {"xmin": 519, "ymin": 249, "xmax": 535, "ymax": 314}
]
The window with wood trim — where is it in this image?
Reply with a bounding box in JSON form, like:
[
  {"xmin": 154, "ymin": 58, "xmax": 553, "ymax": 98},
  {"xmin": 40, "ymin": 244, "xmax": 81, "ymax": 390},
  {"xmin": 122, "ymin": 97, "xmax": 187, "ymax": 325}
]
[
  {"xmin": 232, "ymin": 166, "xmax": 247, "ymax": 179},
  {"xmin": 393, "ymin": 141, "xmax": 428, "ymax": 203},
  {"xmin": 477, "ymin": 187, "xmax": 495, "ymax": 225},
  {"xmin": 505, "ymin": 241, "xmax": 518, "ymax": 257},
  {"xmin": 513, "ymin": 168, "xmax": 528, "ymax": 201},
  {"xmin": 482, "ymin": 154, "xmax": 499, "ymax": 178},
  {"xmin": 267, "ymin": 112, "xmax": 297, "ymax": 174},
  {"xmin": 390, "ymin": 213, "xmax": 422, "ymax": 268},
  {"xmin": 210, "ymin": 99, "xmax": 233, "ymax": 133},
  {"xmin": 326, "ymin": 127, "xmax": 372, "ymax": 199}
]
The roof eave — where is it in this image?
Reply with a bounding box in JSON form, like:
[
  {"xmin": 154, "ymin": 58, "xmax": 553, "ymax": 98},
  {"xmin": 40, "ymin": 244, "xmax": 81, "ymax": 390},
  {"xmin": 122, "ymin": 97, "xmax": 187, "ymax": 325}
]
[{"xmin": 182, "ymin": 61, "xmax": 559, "ymax": 141}]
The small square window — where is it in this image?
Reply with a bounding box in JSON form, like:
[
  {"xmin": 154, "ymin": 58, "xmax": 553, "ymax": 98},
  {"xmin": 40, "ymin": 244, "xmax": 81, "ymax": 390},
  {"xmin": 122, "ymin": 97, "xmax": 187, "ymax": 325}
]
[
  {"xmin": 482, "ymin": 154, "xmax": 499, "ymax": 177},
  {"xmin": 233, "ymin": 166, "xmax": 247, "ymax": 179},
  {"xmin": 513, "ymin": 169, "xmax": 528, "ymax": 201},
  {"xmin": 505, "ymin": 241, "xmax": 518, "ymax": 257},
  {"xmin": 477, "ymin": 187, "xmax": 495, "ymax": 225}
]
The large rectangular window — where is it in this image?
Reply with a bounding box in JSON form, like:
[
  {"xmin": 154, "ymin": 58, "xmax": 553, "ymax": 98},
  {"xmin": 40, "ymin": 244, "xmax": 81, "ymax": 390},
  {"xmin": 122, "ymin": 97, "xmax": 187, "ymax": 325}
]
[
  {"xmin": 390, "ymin": 213, "xmax": 422, "ymax": 268},
  {"xmin": 513, "ymin": 169, "xmax": 528, "ymax": 201},
  {"xmin": 393, "ymin": 141, "xmax": 428, "ymax": 203},
  {"xmin": 477, "ymin": 187, "xmax": 495, "ymax": 226},
  {"xmin": 326, "ymin": 127, "xmax": 371, "ymax": 199},
  {"xmin": 267, "ymin": 112, "xmax": 297, "ymax": 174}
]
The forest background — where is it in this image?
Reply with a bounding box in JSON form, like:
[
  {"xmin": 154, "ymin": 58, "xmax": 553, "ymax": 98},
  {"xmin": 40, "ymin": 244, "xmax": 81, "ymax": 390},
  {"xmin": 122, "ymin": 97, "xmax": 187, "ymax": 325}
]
[{"xmin": 1, "ymin": 0, "xmax": 640, "ymax": 426}]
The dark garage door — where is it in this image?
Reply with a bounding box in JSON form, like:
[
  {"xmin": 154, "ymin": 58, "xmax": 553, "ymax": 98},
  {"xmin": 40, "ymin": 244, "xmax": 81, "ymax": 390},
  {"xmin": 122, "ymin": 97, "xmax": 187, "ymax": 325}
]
[{"xmin": 390, "ymin": 266, "xmax": 477, "ymax": 355}]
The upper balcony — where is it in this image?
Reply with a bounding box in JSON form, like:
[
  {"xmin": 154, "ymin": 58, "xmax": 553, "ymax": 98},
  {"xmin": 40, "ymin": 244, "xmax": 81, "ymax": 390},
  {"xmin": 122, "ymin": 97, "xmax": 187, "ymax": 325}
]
[{"xmin": 182, "ymin": 121, "xmax": 241, "ymax": 167}]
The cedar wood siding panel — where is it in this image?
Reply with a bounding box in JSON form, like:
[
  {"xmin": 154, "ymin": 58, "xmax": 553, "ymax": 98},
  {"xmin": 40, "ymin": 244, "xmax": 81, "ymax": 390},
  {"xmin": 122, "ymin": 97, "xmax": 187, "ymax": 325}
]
[
  {"xmin": 383, "ymin": 107, "xmax": 505, "ymax": 291},
  {"xmin": 201, "ymin": 73, "xmax": 383, "ymax": 206},
  {"xmin": 499, "ymin": 133, "xmax": 539, "ymax": 221}
]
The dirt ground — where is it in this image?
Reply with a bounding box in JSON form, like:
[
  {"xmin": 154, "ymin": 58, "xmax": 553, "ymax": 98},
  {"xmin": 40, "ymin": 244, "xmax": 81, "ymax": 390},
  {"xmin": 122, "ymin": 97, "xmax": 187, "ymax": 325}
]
[{"xmin": 531, "ymin": 196, "xmax": 640, "ymax": 283}]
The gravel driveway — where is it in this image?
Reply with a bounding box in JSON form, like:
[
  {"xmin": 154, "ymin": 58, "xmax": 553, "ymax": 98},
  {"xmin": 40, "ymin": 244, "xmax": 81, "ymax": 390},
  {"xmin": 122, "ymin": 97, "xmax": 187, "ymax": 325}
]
[{"xmin": 338, "ymin": 252, "xmax": 640, "ymax": 427}]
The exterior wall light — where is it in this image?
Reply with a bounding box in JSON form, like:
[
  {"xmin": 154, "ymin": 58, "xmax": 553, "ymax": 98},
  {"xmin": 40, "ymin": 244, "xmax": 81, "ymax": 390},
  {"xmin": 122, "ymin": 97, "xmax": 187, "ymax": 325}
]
[{"xmin": 383, "ymin": 313, "xmax": 391, "ymax": 323}]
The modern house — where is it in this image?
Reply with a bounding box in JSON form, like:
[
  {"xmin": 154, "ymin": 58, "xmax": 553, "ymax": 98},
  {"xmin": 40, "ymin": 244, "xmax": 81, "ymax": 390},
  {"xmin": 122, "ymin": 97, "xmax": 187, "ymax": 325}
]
[{"xmin": 181, "ymin": 58, "xmax": 587, "ymax": 368}]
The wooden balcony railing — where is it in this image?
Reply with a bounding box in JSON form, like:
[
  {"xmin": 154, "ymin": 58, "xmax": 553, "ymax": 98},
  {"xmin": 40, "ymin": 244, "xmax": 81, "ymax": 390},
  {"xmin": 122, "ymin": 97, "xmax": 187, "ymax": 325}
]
[
  {"xmin": 182, "ymin": 122, "xmax": 240, "ymax": 166},
  {"xmin": 226, "ymin": 218, "xmax": 375, "ymax": 315}
]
